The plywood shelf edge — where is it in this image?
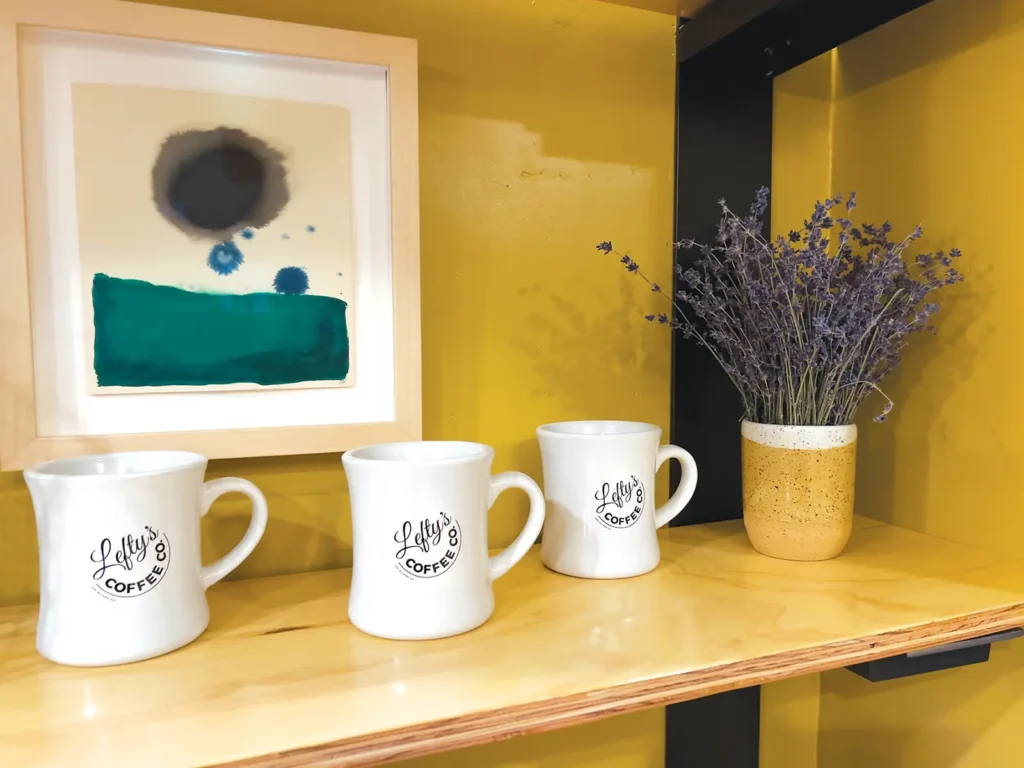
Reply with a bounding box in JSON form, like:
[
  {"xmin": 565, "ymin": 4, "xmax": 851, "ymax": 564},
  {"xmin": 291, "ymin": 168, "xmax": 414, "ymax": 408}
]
[
  {"xmin": 221, "ymin": 607, "xmax": 1024, "ymax": 768},
  {"xmin": 3, "ymin": 519, "xmax": 1024, "ymax": 768}
]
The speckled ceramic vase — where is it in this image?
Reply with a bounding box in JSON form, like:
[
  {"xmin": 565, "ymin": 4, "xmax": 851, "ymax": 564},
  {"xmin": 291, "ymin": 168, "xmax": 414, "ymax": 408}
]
[{"xmin": 741, "ymin": 421, "xmax": 856, "ymax": 561}]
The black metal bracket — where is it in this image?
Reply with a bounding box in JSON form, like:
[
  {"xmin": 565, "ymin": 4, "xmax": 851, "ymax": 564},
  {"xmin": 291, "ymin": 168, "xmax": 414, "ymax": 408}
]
[{"xmin": 846, "ymin": 629, "xmax": 1024, "ymax": 683}]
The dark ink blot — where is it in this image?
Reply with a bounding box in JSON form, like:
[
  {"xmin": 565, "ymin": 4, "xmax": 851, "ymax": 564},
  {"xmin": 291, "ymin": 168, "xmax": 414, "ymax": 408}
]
[
  {"xmin": 151, "ymin": 127, "xmax": 290, "ymax": 242},
  {"xmin": 282, "ymin": 233, "xmax": 291, "ymax": 240},
  {"xmin": 273, "ymin": 266, "xmax": 310, "ymax": 295},
  {"xmin": 306, "ymin": 225, "xmax": 316, "ymax": 233},
  {"xmin": 240, "ymin": 228, "xmax": 255, "ymax": 240},
  {"xmin": 207, "ymin": 241, "xmax": 244, "ymax": 275},
  {"xmin": 168, "ymin": 144, "xmax": 262, "ymax": 231}
]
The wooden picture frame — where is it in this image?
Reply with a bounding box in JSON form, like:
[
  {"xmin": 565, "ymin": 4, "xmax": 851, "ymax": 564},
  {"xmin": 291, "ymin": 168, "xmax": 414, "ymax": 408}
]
[{"xmin": 0, "ymin": 0, "xmax": 421, "ymax": 470}]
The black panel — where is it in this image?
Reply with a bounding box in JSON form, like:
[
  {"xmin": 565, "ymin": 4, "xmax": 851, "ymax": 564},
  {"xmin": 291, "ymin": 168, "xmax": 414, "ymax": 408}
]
[
  {"xmin": 670, "ymin": 21, "xmax": 772, "ymax": 528},
  {"xmin": 665, "ymin": 687, "xmax": 761, "ymax": 768},
  {"xmin": 678, "ymin": 0, "xmax": 937, "ymax": 78},
  {"xmin": 665, "ymin": 14, "xmax": 772, "ymax": 768}
]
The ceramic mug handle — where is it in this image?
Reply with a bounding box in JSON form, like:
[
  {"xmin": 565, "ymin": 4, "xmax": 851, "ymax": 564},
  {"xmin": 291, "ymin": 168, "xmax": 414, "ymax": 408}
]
[
  {"xmin": 653, "ymin": 445, "xmax": 699, "ymax": 529},
  {"xmin": 200, "ymin": 478, "xmax": 269, "ymax": 589},
  {"xmin": 487, "ymin": 471, "xmax": 546, "ymax": 581}
]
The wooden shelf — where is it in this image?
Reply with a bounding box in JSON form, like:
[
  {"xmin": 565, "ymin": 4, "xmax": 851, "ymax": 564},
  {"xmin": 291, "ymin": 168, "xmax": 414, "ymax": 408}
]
[{"xmin": 4, "ymin": 518, "xmax": 1024, "ymax": 768}]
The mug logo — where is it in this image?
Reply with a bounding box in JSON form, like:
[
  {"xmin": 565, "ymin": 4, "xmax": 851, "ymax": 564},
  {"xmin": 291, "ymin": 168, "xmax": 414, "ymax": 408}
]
[
  {"xmin": 595, "ymin": 476, "xmax": 645, "ymax": 529},
  {"xmin": 89, "ymin": 526, "xmax": 171, "ymax": 599},
  {"xmin": 393, "ymin": 512, "xmax": 462, "ymax": 579}
]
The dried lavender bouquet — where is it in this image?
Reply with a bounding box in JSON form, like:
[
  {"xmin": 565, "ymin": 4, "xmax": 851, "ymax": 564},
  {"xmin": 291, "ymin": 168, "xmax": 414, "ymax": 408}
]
[{"xmin": 599, "ymin": 188, "xmax": 963, "ymax": 426}]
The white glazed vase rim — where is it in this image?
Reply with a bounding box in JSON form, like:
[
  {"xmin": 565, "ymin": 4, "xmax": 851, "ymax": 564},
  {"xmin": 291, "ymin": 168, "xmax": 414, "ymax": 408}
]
[{"xmin": 741, "ymin": 420, "xmax": 857, "ymax": 451}]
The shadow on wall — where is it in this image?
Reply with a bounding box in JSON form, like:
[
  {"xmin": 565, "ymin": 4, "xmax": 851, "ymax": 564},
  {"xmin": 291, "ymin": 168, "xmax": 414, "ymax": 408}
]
[
  {"xmin": 413, "ymin": 109, "xmax": 673, "ymax": 442},
  {"xmin": 832, "ymin": 0, "xmax": 1008, "ymax": 536},
  {"xmin": 201, "ymin": 452, "xmax": 353, "ymax": 579},
  {"xmin": 511, "ymin": 276, "xmax": 671, "ymax": 419},
  {"xmin": 854, "ymin": 281, "xmax": 992, "ymax": 530}
]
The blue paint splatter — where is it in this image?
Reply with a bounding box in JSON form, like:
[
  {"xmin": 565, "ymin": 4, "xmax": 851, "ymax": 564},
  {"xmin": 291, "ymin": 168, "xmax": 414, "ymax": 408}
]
[
  {"xmin": 240, "ymin": 228, "xmax": 255, "ymax": 240},
  {"xmin": 207, "ymin": 241, "xmax": 244, "ymax": 275},
  {"xmin": 306, "ymin": 224, "xmax": 316, "ymax": 233},
  {"xmin": 273, "ymin": 266, "xmax": 310, "ymax": 295}
]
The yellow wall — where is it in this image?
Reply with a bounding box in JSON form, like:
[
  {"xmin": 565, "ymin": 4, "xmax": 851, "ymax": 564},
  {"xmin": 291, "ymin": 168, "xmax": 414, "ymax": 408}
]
[
  {"xmin": 814, "ymin": 0, "xmax": 1024, "ymax": 764},
  {"xmin": 0, "ymin": 0, "xmax": 676, "ymax": 765}
]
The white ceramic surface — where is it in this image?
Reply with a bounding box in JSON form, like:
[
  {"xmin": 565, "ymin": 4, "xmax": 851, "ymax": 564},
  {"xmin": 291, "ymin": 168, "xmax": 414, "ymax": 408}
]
[
  {"xmin": 537, "ymin": 421, "xmax": 698, "ymax": 579},
  {"xmin": 24, "ymin": 451, "xmax": 268, "ymax": 667},
  {"xmin": 342, "ymin": 441, "xmax": 545, "ymax": 640}
]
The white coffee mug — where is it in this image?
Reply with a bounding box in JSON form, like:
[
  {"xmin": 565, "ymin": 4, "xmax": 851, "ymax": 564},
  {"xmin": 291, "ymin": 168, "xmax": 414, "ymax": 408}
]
[
  {"xmin": 24, "ymin": 451, "xmax": 268, "ymax": 666},
  {"xmin": 342, "ymin": 441, "xmax": 545, "ymax": 640},
  {"xmin": 537, "ymin": 421, "xmax": 698, "ymax": 579}
]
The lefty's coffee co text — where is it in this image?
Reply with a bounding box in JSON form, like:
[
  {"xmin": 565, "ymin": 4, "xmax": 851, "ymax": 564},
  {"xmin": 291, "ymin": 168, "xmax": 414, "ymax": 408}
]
[
  {"xmin": 90, "ymin": 525, "xmax": 171, "ymax": 598},
  {"xmin": 594, "ymin": 476, "xmax": 646, "ymax": 529},
  {"xmin": 393, "ymin": 511, "xmax": 462, "ymax": 579}
]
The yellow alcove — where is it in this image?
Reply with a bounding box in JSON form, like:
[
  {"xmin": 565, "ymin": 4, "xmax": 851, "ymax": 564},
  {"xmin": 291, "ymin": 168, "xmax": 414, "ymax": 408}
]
[{"xmin": 764, "ymin": 1, "xmax": 1024, "ymax": 765}]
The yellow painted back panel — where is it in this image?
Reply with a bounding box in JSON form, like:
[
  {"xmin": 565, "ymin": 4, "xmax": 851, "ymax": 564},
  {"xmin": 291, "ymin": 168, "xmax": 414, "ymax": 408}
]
[{"xmin": 820, "ymin": 0, "xmax": 1024, "ymax": 764}]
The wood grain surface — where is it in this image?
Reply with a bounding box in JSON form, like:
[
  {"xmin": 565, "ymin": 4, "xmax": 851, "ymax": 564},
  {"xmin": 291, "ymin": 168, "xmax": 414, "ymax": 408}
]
[{"xmin": 3, "ymin": 519, "xmax": 1024, "ymax": 767}]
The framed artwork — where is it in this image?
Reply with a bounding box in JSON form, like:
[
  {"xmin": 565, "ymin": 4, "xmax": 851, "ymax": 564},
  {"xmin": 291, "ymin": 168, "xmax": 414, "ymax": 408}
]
[{"xmin": 0, "ymin": 0, "xmax": 421, "ymax": 469}]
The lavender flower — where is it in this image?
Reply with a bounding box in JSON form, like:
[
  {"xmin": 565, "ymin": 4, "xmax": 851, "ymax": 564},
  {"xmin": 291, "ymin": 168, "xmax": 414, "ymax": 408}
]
[{"xmin": 597, "ymin": 189, "xmax": 964, "ymax": 425}]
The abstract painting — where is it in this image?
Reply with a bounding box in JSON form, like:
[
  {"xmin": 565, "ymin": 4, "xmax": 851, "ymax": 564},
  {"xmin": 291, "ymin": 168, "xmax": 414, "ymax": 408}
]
[
  {"xmin": 71, "ymin": 83, "xmax": 355, "ymax": 392},
  {"xmin": 5, "ymin": 1, "xmax": 420, "ymax": 467}
]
